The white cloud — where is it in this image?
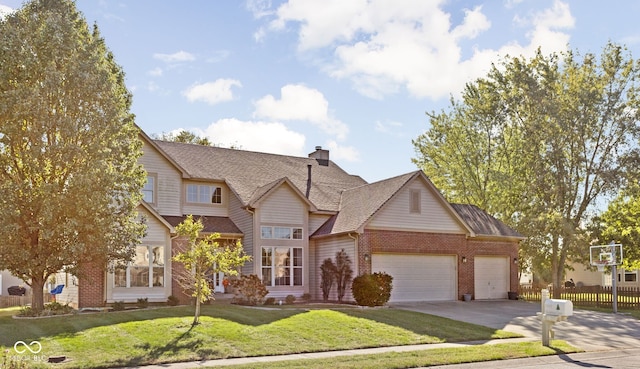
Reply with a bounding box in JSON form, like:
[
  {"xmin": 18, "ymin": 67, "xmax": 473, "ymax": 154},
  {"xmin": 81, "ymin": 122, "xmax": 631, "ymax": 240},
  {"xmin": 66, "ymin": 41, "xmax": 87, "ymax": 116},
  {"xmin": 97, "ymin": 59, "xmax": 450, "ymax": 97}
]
[
  {"xmin": 253, "ymin": 84, "xmax": 349, "ymax": 140},
  {"xmin": 0, "ymin": 4, "xmax": 14, "ymax": 19},
  {"xmin": 203, "ymin": 118, "xmax": 306, "ymax": 156},
  {"xmin": 183, "ymin": 78, "xmax": 242, "ymax": 105},
  {"xmin": 374, "ymin": 120, "xmax": 403, "ymax": 135},
  {"xmin": 148, "ymin": 67, "xmax": 163, "ymax": 77},
  {"xmin": 263, "ymin": 0, "xmax": 574, "ymax": 100},
  {"xmin": 153, "ymin": 50, "xmax": 196, "ymax": 63},
  {"xmin": 324, "ymin": 140, "xmax": 360, "ymax": 162}
]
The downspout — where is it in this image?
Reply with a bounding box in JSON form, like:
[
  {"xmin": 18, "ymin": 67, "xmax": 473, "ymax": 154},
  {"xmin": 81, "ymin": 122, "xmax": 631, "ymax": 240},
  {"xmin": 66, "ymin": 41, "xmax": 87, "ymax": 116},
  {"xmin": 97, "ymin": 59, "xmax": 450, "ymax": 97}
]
[{"xmin": 348, "ymin": 232, "xmax": 360, "ymax": 273}]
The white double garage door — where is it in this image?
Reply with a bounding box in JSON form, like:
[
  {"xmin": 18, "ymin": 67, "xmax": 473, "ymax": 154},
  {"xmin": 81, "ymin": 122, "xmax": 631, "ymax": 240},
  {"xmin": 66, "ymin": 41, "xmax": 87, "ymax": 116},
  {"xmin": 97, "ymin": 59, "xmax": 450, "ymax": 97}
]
[{"xmin": 372, "ymin": 254, "xmax": 509, "ymax": 302}]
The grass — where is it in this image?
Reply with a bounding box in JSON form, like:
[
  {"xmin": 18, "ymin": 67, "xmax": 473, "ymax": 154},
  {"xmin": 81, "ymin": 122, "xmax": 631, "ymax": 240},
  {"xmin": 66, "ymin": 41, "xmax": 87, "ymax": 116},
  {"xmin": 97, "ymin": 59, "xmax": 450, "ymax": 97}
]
[
  {"xmin": 209, "ymin": 341, "xmax": 578, "ymax": 369},
  {"xmin": 0, "ymin": 303, "xmax": 566, "ymax": 369}
]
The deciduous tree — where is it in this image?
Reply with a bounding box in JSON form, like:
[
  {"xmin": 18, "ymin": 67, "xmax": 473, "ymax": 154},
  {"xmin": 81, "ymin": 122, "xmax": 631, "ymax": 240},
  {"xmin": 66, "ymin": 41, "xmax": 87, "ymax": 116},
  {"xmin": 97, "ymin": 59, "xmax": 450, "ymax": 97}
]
[
  {"xmin": 0, "ymin": 0, "xmax": 145, "ymax": 311},
  {"xmin": 173, "ymin": 215, "xmax": 250, "ymax": 325},
  {"xmin": 413, "ymin": 43, "xmax": 640, "ymax": 296}
]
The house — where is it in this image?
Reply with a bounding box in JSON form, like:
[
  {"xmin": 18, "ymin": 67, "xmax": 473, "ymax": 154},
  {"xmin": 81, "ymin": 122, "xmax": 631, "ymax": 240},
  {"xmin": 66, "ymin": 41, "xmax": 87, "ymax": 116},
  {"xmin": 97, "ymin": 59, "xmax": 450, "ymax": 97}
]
[
  {"xmin": 56, "ymin": 129, "xmax": 523, "ymax": 308},
  {"xmin": 565, "ymin": 261, "xmax": 640, "ymax": 288}
]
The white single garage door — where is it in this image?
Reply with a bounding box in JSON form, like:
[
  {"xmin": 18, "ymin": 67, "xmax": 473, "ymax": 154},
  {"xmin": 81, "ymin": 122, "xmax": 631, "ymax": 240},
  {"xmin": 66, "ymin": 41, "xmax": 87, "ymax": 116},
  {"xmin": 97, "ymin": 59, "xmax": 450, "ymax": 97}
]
[
  {"xmin": 474, "ymin": 256, "xmax": 509, "ymax": 299},
  {"xmin": 371, "ymin": 254, "xmax": 456, "ymax": 302}
]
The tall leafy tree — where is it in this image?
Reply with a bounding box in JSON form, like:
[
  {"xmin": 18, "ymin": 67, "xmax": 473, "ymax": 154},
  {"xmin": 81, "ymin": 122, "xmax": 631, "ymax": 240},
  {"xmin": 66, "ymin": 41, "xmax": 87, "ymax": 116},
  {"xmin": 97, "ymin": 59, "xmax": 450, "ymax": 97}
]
[
  {"xmin": 595, "ymin": 183, "xmax": 640, "ymax": 270},
  {"xmin": 413, "ymin": 43, "xmax": 640, "ymax": 296},
  {"xmin": 173, "ymin": 215, "xmax": 250, "ymax": 325},
  {"xmin": 154, "ymin": 130, "xmax": 212, "ymax": 146},
  {"xmin": 0, "ymin": 0, "xmax": 146, "ymax": 311}
]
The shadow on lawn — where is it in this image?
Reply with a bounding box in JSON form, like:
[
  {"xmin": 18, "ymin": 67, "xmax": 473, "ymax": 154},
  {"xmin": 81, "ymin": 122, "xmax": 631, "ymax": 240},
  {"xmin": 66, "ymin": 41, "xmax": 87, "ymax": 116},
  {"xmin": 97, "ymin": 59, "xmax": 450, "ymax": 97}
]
[
  {"xmin": 338, "ymin": 308, "xmax": 516, "ymax": 342},
  {"xmin": 118, "ymin": 325, "xmax": 216, "ymax": 367},
  {"xmin": 0, "ymin": 303, "xmax": 304, "ymax": 347}
]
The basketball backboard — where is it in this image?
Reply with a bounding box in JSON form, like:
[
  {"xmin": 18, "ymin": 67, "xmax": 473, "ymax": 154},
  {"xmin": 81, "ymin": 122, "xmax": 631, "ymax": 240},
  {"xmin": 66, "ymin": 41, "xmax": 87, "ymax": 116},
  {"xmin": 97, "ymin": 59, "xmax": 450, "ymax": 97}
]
[{"xmin": 590, "ymin": 243, "xmax": 623, "ymax": 269}]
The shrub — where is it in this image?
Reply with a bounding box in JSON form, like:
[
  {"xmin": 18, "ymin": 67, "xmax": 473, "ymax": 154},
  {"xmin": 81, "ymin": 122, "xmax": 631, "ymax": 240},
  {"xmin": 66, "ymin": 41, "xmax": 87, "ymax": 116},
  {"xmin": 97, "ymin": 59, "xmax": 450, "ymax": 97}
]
[
  {"xmin": 264, "ymin": 297, "xmax": 276, "ymax": 305},
  {"xmin": 335, "ymin": 250, "xmax": 353, "ymax": 303},
  {"xmin": 112, "ymin": 301, "xmax": 126, "ymax": 311},
  {"xmin": 301, "ymin": 293, "xmax": 311, "ymax": 302},
  {"xmin": 230, "ymin": 274, "xmax": 268, "ymax": 306},
  {"xmin": 320, "ymin": 258, "xmax": 336, "ymax": 301},
  {"xmin": 17, "ymin": 302, "xmax": 74, "ymax": 317},
  {"xmin": 351, "ymin": 272, "xmax": 393, "ymax": 307},
  {"xmin": 285, "ymin": 295, "xmax": 296, "ymax": 304},
  {"xmin": 136, "ymin": 298, "xmax": 148, "ymax": 309},
  {"xmin": 167, "ymin": 295, "xmax": 180, "ymax": 306}
]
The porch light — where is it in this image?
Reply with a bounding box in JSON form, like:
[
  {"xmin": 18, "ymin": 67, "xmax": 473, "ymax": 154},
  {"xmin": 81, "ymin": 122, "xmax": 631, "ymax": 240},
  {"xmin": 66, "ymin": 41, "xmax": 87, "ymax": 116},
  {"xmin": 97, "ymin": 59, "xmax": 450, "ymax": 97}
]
[
  {"xmin": 461, "ymin": 256, "xmax": 467, "ymax": 263},
  {"xmin": 364, "ymin": 254, "xmax": 370, "ymax": 262},
  {"xmin": 513, "ymin": 258, "xmax": 518, "ymax": 264}
]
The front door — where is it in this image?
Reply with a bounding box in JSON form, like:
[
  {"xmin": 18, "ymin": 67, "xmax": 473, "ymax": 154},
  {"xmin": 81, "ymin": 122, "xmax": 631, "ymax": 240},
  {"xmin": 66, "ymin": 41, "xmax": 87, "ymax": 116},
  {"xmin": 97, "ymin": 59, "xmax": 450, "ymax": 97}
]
[{"xmin": 211, "ymin": 271, "xmax": 225, "ymax": 293}]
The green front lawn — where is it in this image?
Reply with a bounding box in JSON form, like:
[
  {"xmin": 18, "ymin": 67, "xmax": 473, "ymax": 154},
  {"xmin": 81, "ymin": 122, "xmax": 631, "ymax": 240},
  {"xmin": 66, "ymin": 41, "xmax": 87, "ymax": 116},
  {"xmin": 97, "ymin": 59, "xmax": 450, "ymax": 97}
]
[{"xmin": 0, "ymin": 303, "xmax": 540, "ymax": 369}]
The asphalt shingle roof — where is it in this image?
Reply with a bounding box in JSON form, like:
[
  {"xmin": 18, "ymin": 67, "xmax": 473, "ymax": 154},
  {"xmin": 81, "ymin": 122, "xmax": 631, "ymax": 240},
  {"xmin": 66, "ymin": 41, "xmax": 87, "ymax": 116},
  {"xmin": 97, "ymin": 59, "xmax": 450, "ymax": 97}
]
[
  {"xmin": 450, "ymin": 204, "xmax": 524, "ymax": 239},
  {"xmin": 163, "ymin": 215, "xmax": 242, "ymax": 235},
  {"xmin": 152, "ymin": 139, "xmax": 522, "ymax": 240}
]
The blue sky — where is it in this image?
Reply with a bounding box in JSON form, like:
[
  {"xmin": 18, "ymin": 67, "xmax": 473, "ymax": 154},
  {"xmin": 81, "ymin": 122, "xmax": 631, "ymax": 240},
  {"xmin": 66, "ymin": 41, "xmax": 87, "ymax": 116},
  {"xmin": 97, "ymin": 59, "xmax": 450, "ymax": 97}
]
[{"xmin": 2, "ymin": 1, "xmax": 640, "ymax": 183}]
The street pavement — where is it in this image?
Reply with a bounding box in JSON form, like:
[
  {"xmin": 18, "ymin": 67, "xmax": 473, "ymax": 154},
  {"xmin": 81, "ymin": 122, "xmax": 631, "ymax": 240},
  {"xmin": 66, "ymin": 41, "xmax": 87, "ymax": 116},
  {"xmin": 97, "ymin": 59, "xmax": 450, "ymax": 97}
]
[{"xmin": 392, "ymin": 299, "xmax": 640, "ymax": 351}]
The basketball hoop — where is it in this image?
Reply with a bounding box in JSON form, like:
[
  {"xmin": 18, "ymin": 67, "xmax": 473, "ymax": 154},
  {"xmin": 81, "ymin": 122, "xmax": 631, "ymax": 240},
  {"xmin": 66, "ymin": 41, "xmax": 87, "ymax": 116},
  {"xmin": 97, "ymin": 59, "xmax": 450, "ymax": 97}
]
[{"xmin": 596, "ymin": 263, "xmax": 606, "ymax": 272}]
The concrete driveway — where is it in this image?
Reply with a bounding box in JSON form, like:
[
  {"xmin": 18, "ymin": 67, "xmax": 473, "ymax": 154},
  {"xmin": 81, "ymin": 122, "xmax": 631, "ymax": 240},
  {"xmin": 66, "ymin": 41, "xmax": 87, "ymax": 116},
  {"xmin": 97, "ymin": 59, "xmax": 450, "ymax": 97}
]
[{"xmin": 391, "ymin": 300, "xmax": 640, "ymax": 351}]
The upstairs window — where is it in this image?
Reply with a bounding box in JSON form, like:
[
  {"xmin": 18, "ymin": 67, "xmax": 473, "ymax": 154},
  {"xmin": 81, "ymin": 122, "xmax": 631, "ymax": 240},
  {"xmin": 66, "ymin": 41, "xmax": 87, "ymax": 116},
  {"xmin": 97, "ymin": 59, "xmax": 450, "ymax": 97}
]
[
  {"xmin": 142, "ymin": 175, "xmax": 155, "ymax": 203},
  {"xmin": 261, "ymin": 226, "xmax": 303, "ymax": 240},
  {"xmin": 186, "ymin": 184, "xmax": 222, "ymax": 204}
]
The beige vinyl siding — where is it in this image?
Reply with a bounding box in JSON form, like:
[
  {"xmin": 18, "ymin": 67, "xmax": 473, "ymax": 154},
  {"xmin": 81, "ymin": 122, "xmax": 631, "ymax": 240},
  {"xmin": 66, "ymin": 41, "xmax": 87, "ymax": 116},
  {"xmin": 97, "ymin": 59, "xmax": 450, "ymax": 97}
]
[
  {"xmin": 312, "ymin": 236, "xmax": 356, "ymax": 302},
  {"xmin": 141, "ymin": 207, "xmax": 171, "ymax": 244},
  {"xmin": 254, "ymin": 184, "xmax": 311, "ymax": 298},
  {"xmin": 51, "ymin": 271, "xmax": 79, "ymax": 307},
  {"xmin": 105, "ymin": 206, "xmax": 172, "ymax": 303},
  {"xmin": 229, "ymin": 193, "xmax": 254, "ymax": 276},
  {"xmin": 309, "ymin": 214, "xmax": 332, "ymax": 235},
  {"xmin": 139, "ymin": 142, "xmax": 182, "ymax": 216},
  {"xmin": 368, "ymin": 180, "xmax": 465, "ymax": 233},
  {"xmin": 565, "ymin": 262, "xmax": 605, "ymax": 287},
  {"xmin": 259, "ymin": 185, "xmax": 305, "ymax": 224},
  {"xmin": 182, "ymin": 181, "xmax": 229, "ymax": 217}
]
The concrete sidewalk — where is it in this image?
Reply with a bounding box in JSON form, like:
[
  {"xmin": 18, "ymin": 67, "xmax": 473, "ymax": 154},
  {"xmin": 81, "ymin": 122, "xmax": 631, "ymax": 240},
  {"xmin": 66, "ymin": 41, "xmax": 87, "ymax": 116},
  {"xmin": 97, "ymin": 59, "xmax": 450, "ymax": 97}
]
[{"xmin": 119, "ymin": 337, "xmax": 537, "ymax": 369}]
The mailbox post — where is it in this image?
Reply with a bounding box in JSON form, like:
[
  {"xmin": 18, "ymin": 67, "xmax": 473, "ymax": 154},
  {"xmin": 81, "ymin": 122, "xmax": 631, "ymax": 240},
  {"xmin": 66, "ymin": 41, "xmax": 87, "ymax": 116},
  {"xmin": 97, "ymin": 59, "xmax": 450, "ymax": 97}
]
[{"xmin": 537, "ymin": 289, "xmax": 573, "ymax": 347}]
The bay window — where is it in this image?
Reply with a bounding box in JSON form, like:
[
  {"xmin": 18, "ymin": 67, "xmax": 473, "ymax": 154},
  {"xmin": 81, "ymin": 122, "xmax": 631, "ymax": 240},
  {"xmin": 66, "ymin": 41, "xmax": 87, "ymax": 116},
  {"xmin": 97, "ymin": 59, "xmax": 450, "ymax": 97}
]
[
  {"xmin": 114, "ymin": 245, "xmax": 165, "ymax": 288},
  {"xmin": 261, "ymin": 247, "xmax": 303, "ymax": 286}
]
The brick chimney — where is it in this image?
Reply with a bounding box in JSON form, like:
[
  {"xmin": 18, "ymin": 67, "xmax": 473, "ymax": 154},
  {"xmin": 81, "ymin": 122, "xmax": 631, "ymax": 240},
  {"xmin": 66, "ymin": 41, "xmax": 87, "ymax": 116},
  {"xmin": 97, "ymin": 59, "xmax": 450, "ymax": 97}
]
[{"xmin": 308, "ymin": 146, "xmax": 329, "ymax": 166}]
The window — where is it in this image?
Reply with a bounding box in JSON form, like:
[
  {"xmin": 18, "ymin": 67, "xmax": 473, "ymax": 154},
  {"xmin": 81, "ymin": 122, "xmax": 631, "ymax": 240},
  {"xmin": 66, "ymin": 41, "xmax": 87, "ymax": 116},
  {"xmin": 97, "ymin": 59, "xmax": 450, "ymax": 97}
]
[
  {"xmin": 625, "ymin": 272, "xmax": 637, "ymax": 282},
  {"xmin": 114, "ymin": 245, "xmax": 164, "ymax": 288},
  {"xmin": 410, "ymin": 189, "xmax": 421, "ymax": 213},
  {"xmin": 261, "ymin": 247, "xmax": 303, "ymax": 286},
  {"xmin": 142, "ymin": 175, "xmax": 155, "ymax": 203},
  {"xmin": 261, "ymin": 226, "xmax": 303, "ymax": 240},
  {"xmin": 186, "ymin": 184, "xmax": 222, "ymax": 204}
]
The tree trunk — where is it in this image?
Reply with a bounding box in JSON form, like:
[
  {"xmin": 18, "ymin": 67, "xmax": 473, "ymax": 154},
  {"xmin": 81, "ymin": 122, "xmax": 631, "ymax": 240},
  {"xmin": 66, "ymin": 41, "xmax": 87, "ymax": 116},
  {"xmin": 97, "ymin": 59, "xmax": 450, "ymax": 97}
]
[
  {"xmin": 31, "ymin": 276, "xmax": 45, "ymax": 313},
  {"xmin": 193, "ymin": 290, "xmax": 201, "ymax": 326}
]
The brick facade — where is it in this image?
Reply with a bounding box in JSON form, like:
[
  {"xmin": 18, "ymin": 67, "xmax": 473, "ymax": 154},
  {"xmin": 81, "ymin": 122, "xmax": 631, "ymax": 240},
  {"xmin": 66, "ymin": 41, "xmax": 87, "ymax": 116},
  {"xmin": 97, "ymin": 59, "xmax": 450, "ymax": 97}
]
[
  {"xmin": 171, "ymin": 237, "xmax": 194, "ymax": 305},
  {"xmin": 77, "ymin": 262, "xmax": 106, "ymax": 308},
  {"xmin": 358, "ymin": 229, "xmax": 519, "ymax": 300}
]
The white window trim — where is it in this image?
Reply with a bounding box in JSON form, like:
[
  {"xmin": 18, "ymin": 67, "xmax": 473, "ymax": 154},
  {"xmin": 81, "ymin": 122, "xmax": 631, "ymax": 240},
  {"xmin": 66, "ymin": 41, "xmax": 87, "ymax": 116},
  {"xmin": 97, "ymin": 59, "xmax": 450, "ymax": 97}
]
[
  {"xmin": 114, "ymin": 245, "xmax": 165, "ymax": 288},
  {"xmin": 261, "ymin": 246, "xmax": 303, "ymax": 287},
  {"xmin": 260, "ymin": 226, "xmax": 303, "ymax": 240},
  {"xmin": 143, "ymin": 173, "xmax": 157, "ymax": 204},
  {"xmin": 186, "ymin": 184, "xmax": 223, "ymax": 204}
]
